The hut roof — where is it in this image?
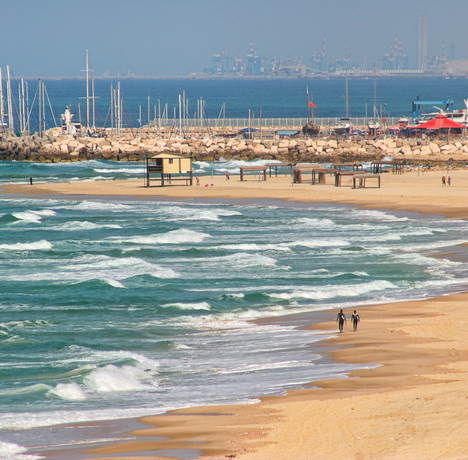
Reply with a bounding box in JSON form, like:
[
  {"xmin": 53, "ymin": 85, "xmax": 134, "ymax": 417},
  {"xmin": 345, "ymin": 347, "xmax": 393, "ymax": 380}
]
[
  {"xmin": 148, "ymin": 152, "xmax": 189, "ymax": 159},
  {"xmin": 417, "ymin": 114, "xmax": 465, "ymax": 130}
]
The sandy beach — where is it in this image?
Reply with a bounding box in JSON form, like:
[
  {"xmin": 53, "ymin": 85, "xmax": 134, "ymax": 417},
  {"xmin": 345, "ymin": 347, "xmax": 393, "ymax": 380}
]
[{"xmin": 4, "ymin": 168, "xmax": 468, "ymax": 460}]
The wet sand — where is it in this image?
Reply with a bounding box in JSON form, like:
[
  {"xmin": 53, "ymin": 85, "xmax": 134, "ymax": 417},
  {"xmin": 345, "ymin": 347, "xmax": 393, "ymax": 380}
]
[{"xmin": 5, "ymin": 169, "xmax": 468, "ymax": 459}]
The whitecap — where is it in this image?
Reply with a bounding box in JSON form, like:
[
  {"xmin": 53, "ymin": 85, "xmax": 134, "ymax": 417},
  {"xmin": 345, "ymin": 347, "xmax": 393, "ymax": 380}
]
[
  {"xmin": 11, "ymin": 211, "xmax": 43, "ymax": 223},
  {"xmin": 114, "ymin": 228, "xmax": 210, "ymax": 245},
  {"xmin": 0, "ymin": 441, "xmax": 43, "ymax": 460},
  {"xmin": 215, "ymin": 243, "xmax": 291, "ymax": 252},
  {"xmin": 49, "ymin": 383, "xmax": 87, "ymax": 401},
  {"xmin": 269, "ymin": 280, "xmax": 396, "ymax": 301},
  {"xmin": 0, "ymin": 240, "xmax": 52, "ymax": 251},
  {"xmin": 104, "ymin": 279, "xmax": 126, "ymax": 289},
  {"xmin": 83, "ymin": 365, "xmax": 152, "ymax": 392},
  {"xmin": 58, "ymin": 221, "xmax": 122, "ymax": 231},
  {"xmin": 160, "ymin": 302, "xmax": 211, "ymax": 311},
  {"xmin": 288, "ymin": 238, "xmax": 350, "ymax": 249}
]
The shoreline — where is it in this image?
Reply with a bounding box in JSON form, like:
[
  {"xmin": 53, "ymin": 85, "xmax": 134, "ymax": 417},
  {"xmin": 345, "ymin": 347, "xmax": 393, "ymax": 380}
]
[
  {"xmin": 3, "ymin": 168, "xmax": 468, "ymax": 219},
  {"xmin": 5, "ymin": 171, "xmax": 468, "ymax": 459}
]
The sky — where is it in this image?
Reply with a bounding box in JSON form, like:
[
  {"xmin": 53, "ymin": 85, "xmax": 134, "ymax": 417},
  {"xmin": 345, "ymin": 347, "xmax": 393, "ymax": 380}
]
[{"xmin": 3, "ymin": 0, "xmax": 468, "ymax": 77}]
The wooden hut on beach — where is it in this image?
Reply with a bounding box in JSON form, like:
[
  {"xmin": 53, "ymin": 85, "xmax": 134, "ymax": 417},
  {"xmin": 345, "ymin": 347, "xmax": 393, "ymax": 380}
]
[{"xmin": 145, "ymin": 153, "xmax": 193, "ymax": 187}]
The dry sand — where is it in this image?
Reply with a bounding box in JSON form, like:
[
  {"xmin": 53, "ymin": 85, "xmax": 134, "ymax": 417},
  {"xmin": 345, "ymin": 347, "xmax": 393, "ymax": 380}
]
[{"xmin": 4, "ymin": 169, "xmax": 468, "ymax": 460}]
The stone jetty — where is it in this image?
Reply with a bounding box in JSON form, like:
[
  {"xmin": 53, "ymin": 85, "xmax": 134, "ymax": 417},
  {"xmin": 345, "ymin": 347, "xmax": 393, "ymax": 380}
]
[{"xmin": 1, "ymin": 126, "xmax": 468, "ymax": 165}]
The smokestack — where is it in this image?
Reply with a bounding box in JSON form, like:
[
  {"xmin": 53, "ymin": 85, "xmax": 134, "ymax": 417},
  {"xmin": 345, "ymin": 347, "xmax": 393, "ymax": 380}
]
[{"xmin": 417, "ymin": 16, "xmax": 427, "ymax": 70}]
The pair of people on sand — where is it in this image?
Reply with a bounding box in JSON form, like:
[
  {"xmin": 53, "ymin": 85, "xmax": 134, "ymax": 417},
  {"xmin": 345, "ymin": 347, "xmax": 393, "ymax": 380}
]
[{"xmin": 336, "ymin": 309, "xmax": 360, "ymax": 332}]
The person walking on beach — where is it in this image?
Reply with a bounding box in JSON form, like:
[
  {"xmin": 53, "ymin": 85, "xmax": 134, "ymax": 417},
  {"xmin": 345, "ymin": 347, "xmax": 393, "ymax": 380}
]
[
  {"xmin": 226, "ymin": 171, "xmax": 230, "ymax": 180},
  {"xmin": 442, "ymin": 175, "xmax": 446, "ymax": 185},
  {"xmin": 351, "ymin": 310, "xmax": 360, "ymax": 331},
  {"xmin": 448, "ymin": 176, "xmax": 451, "ymax": 186},
  {"xmin": 29, "ymin": 176, "xmax": 33, "ymax": 186},
  {"xmin": 336, "ymin": 309, "xmax": 346, "ymax": 333}
]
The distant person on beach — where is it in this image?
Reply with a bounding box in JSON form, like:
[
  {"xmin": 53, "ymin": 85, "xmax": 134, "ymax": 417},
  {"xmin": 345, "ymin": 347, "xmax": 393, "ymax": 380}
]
[
  {"xmin": 351, "ymin": 310, "xmax": 360, "ymax": 331},
  {"xmin": 29, "ymin": 177, "xmax": 33, "ymax": 186},
  {"xmin": 196, "ymin": 177, "xmax": 200, "ymax": 186},
  {"xmin": 226, "ymin": 171, "xmax": 230, "ymax": 180},
  {"xmin": 336, "ymin": 309, "xmax": 346, "ymax": 333},
  {"xmin": 448, "ymin": 176, "xmax": 451, "ymax": 186},
  {"xmin": 442, "ymin": 175, "xmax": 446, "ymax": 185}
]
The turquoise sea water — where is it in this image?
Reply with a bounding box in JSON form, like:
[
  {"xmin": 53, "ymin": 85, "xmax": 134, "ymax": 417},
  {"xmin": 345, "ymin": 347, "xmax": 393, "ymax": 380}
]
[{"xmin": 1, "ymin": 162, "xmax": 468, "ymax": 459}]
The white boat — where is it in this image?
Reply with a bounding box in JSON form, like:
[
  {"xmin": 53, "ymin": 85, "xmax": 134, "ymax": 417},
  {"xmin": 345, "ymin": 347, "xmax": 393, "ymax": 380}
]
[
  {"xmin": 414, "ymin": 99, "xmax": 468, "ymax": 127},
  {"xmin": 334, "ymin": 70, "xmax": 352, "ymax": 135},
  {"xmin": 368, "ymin": 66, "xmax": 381, "ymax": 135},
  {"xmin": 367, "ymin": 118, "xmax": 380, "ymax": 135},
  {"xmin": 334, "ymin": 117, "xmax": 352, "ymax": 135}
]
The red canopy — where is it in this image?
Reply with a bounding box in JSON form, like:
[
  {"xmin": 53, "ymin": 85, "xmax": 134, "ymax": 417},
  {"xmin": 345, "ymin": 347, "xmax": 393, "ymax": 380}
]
[{"xmin": 417, "ymin": 114, "xmax": 465, "ymax": 130}]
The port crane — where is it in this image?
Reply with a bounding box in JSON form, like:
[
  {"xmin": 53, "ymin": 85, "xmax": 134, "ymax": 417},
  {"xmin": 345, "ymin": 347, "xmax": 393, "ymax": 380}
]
[{"xmin": 412, "ymin": 95, "xmax": 454, "ymax": 122}]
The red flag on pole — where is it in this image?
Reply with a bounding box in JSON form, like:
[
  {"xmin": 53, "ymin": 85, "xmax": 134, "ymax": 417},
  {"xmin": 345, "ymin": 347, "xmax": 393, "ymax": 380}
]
[{"xmin": 308, "ymin": 101, "xmax": 317, "ymax": 108}]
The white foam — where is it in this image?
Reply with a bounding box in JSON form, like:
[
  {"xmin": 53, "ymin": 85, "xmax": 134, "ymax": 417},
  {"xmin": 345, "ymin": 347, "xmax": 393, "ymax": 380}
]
[
  {"xmin": 94, "ymin": 168, "xmax": 142, "ymax": 174},
  {"xmin": 269, "ymin": 280, "xmax": 396, "ymax": 301},
  {"xmin": 49, "ymin": 383, "xmax": 87, "ymax": 401},
  {"xmin": 83, "ymin": 365, "xmax": 152, "ymax": 392},
  {"xmin": 160, "ymin": 205, "xmax": 242, "ymax": 222},
  {"xmin": 350, "ymin": 208, "xmax": 410, "ymax": 222},
  {"xmin": 198, "ymin": 252, "xmax": 279, "ymax": 269},
  {"xmin": 58, "ymin": 221, "xmax": 122, "ymax": 230},
  {"xmin": 0, "ymin": 240, "xmax": 52, "ymax": 251},
  {"xmin": 2, "ymin": 255, "xmax": 178, "ymax": 282},
  {"xmin": 294, "ymin": 217, "xmax": 336, "ymax": 229},
  {"xmin": 160, "ymin": 302, "xmax": 211, "ymax": 311},
  {"xmin": 11, "ymin": 212, "xmax": 43, "ymax": 223},
  {"xmin": 217, "ymin": 360, "xmax": 307, "ymax": 375},
  {"xmin": 69, "ymin": 201, "xmax": 133, "ymax": 212},
  {"xmin": 0, "ymin": 441, "xmax": 43, "ymax": 460},
  {"xmin": 219, "ymin": 293, "xmax": 245, "ymax": 300},
  {"xmin": 114, "ymin": 228, "xmax": 210, "ymax": 245},
  {"xmin": 216, "ymin": 243, "xmax": 291, "ymax": 252},
  {"xmin": 288, "ymin": 238, "xmax": 350, "ymax": 248},
  {"xmin": 104, "ymin": 279, "xmax": 126, "ymax": 288}
]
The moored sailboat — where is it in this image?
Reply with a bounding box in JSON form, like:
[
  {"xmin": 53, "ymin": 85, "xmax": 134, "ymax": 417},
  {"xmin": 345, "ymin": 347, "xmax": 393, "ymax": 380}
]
[
  {"xmin": 334, "ymin": 69, "xmax": 352, "ymax": 135},
  {"xmin": 367, "ymin": 66, "xmax": 381, "ymax": 135},
  {"xmin": 302, "ymin": 86, "xmax": 320, "ymax": 136}
]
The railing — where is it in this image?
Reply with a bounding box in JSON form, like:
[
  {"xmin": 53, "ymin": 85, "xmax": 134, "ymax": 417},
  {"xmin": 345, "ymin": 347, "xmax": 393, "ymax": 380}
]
[{"xmin": 149, "ymin": 117, "xmax": 401, "ymax": 129}]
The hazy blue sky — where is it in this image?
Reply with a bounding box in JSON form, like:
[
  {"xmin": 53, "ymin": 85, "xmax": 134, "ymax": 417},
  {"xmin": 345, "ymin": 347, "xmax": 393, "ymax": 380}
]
[{"xmin": 3, "ymin": 0, "xmax": 468, "ymax": 77}]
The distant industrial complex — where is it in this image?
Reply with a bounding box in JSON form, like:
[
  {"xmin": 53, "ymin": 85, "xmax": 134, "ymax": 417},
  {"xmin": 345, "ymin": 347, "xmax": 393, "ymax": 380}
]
[{"xmin": 195, "ymin": 16, "xmax": 466, "ymax": 78}]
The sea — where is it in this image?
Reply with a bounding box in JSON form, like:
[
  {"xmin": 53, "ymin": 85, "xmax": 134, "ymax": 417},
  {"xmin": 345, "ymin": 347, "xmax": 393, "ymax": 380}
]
[
  {"xmin": 5, "ymin": 74, "xmax": 468, "ymax": 130},
  {"xmin": 1, "ymin": 77, "xmax": 468, "ymax": 459}
]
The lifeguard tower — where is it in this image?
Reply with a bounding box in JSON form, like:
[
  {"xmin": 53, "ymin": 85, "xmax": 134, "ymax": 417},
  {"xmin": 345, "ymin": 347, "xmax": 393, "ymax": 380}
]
[{"xmin": 145, "ymin": 153, "xmax": 193, "ymax": 187}]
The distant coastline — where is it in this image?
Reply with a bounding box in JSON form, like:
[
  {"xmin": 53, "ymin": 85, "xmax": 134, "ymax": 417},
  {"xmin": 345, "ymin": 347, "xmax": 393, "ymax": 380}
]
[{"xmin": 8, "ymin": 73, "xmax": 464, "ymax": 81}]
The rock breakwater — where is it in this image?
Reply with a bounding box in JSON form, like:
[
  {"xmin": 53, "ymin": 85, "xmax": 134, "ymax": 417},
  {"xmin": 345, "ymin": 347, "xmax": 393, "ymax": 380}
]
[{"xmin": 1, "ymin": 128, "xmax": 468, "ymax": 165}]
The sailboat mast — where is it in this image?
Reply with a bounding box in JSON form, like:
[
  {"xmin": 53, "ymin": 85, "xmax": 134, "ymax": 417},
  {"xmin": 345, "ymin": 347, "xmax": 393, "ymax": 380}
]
[
  {"xmin": 86, "ymin": 50, "xmax": 90, "ymax": 132},
  {"xmin": 92, "ymin": 78, "xmax": 95, "ymax": 130},
  {"xmin": 306, "ymin": 85, "xmax": 310, "ymax": 123},
  {"xmin": 18, "ymin": 82, "xmax": 23, "ymax": 132},
  {"xmin": 0, "ymin": 68, "xmax": 4, "ymax": 128},
  {"xmin": 38, "ymin": 79, "xmax": 42, "ymax": 136},
  {"xmin": 345, "ymin": 69, "xmax": 349, "ymax": 118},
  {"xmin": 373, "ymin": 65, "xmax": 377, "ymax": 117},
  {"xmin": 6, "ymin": 66, "xmax": 13, "ymax": 130}
]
